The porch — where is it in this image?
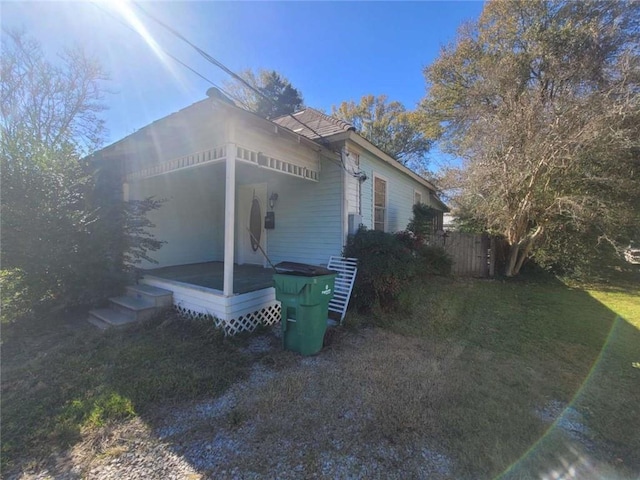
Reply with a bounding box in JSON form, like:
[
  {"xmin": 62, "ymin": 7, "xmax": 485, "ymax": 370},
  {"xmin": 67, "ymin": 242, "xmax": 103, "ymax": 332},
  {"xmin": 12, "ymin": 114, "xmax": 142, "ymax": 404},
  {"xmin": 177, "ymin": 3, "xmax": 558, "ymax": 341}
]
[
  {"xmin": 115, "ymin": 101, "xmax": 343, "ymax": 333},
  {"xmin": 140, "ymin": 262, "xmax": 280, "ymax": 336},
  {"xmin": 143, "ymin": 262, "xmax": 275, "ymax": 294}
]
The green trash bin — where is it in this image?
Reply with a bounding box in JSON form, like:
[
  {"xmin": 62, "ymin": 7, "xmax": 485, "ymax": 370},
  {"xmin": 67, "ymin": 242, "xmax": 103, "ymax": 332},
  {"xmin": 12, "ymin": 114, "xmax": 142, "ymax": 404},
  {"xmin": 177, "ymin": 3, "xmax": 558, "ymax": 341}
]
[{"xmin": 273, "ymin": 262, "xmax": 337, "ymax": 356}]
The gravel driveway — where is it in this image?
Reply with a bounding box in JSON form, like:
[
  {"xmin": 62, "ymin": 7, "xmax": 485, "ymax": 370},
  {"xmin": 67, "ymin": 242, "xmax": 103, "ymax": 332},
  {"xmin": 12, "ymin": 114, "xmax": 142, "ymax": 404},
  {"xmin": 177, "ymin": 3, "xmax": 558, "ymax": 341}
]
[{"xmin": 7, "ymin": 327, "xmax": 633, "ymax": 480}]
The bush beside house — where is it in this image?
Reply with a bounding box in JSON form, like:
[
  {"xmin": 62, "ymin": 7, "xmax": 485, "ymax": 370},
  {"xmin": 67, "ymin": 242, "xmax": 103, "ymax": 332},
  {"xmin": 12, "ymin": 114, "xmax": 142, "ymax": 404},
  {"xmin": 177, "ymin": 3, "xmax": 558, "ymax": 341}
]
[
  {"xmin": 0, "ymin": 32, "xmax": 163, "ymax": 324},
  {"xmin": 345, "ymin": 204, "xmax": 452, "ymax": 313}
]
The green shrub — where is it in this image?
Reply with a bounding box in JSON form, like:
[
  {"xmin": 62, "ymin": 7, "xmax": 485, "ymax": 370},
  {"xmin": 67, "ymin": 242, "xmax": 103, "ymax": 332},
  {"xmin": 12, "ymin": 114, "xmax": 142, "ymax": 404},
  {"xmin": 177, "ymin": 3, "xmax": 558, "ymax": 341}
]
[
  {"xmin": 406, "ymin": 203, "xmax": 439, "ymax": 240},
  {"xmin": 344, "ymin": 227, "xmax": 416, "ymax": 312},
  {"xmin": 416, "ymin": 245, "xmax": 453, "ymax": 276},
  {"xmin": 343, "ymin": 207, "xmax": 452, "ymax": 313},
  {"xmin": 0, "ymin": 269, "xmax": 39, "ymax": 323}
]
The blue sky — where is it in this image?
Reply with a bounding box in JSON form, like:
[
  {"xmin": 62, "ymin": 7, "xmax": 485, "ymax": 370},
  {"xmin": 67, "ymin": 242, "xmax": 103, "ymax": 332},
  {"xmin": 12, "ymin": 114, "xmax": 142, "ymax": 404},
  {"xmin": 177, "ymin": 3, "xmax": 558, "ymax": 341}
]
[{"xmin": 3, "ymin": 1, "xmax": 484, "ymax": 158}]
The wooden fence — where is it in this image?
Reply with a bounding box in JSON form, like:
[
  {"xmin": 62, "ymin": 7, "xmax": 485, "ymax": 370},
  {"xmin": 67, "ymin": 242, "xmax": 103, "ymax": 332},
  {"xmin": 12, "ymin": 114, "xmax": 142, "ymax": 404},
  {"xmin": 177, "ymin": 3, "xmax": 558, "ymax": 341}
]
[{"xmin": 431, "ymin": 232, "xmax": 505, "ymax": 277}]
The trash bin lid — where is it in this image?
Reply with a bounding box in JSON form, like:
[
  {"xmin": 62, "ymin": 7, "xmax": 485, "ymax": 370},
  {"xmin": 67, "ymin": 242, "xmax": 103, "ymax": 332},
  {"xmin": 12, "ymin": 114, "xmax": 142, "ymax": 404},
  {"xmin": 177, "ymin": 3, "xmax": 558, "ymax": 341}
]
[{"xmin": 274, "ymin": 262, "xmax": 336, "ymax": 277}]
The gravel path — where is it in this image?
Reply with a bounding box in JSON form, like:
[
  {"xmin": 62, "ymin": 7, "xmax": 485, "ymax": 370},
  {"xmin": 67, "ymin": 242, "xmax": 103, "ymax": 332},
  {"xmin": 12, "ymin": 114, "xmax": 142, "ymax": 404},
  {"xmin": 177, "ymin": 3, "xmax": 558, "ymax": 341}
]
[{"xmin": 7, "ymin": 328, "xmax": 630, "ymax": 480}]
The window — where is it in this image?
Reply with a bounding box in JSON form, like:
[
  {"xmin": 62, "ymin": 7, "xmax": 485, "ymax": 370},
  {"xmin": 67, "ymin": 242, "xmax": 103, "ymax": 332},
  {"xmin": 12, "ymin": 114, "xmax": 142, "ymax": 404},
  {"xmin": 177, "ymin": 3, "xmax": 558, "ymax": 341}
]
[
  {"xmin": 374, "ymin": 176, "xmax": 387, "ymax": 231},
  {"xmin": 414, "ymin": 190, "xmax": 422, "ymax": 205},
  {"xmin": 434, "ymin": 211, "xmax": 444, "ymax": 232}
]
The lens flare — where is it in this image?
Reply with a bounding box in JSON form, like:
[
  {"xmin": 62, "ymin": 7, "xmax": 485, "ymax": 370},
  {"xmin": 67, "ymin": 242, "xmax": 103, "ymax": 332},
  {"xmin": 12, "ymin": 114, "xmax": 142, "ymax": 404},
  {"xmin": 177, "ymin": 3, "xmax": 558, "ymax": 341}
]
[
  {"xmin": 498, "ymin": 315, "xmax": 629, "ymax": 479},
  {"xmin": 99, "ymin": 0, "xmax": 184, "ymax": 82}
]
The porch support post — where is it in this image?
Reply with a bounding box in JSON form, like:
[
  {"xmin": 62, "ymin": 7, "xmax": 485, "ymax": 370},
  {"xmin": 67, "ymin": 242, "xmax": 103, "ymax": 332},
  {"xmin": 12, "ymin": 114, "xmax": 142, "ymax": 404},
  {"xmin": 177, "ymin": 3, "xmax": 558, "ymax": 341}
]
[
  {"xmin": 122, "ymin": 182, "xmax": 130, "ymax": 202},
  {"xmin": 223, "ymin": 142, "xmax": 236, "ymax": 296}
]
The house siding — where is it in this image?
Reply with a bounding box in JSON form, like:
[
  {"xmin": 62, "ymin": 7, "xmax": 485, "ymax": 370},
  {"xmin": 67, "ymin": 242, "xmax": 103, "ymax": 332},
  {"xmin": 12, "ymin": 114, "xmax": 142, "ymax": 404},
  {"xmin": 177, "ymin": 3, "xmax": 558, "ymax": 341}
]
[
  {"xmin": 129, "ymin": 165, "xmax": 225, "ymax": 268},
  {"xmin": 344, "ymin": 151, "xmax": 360, "ymax": 218},
  {"xmin": 121, "ymin": 105, "xmax": 441, "ymax": 271},
  {"xmin": 128, "ymin": 147, "xmax": 342, "ymax": 270},
  {"xmin": 266, "ymin": 155, "xmax": 343, "ymax": 265},
  {"xmin": 358, "ymin": 150, "xmax": 435, "ymax": 233}
]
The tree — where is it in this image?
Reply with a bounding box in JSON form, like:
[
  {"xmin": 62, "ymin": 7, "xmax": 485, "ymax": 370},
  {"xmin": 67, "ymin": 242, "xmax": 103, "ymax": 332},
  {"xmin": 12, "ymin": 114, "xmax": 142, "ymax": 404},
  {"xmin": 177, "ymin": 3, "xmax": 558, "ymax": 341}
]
[
  {"xmin": 1, "ymin": 31, "xmax": 162, "ymax": 321},
  {"xmin": 422, "ymin": 0, "xmax": 640, "ymax": 276},
  {"xmin": 332, "ymin": 95, "xmax": 433, "ymax": 170},
  {"xmin": 1, "ymin": 30, "xmax": 107, "ymax": 155},
  {"xmin": 224, "ymin": 69, "xmax": 304, "ymax": 118}
]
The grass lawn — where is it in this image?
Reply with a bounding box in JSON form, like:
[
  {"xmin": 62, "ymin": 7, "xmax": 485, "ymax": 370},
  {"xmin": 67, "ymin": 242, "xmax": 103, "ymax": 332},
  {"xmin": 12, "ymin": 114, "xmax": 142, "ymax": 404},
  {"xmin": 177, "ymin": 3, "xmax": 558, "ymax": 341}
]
[
  {"xmin": 1, "ymin": 274, "xmax": 638, "ymax": 478},
  {"xmin": 0, "ymin": 311, "xmax": 251, "ymax": 473},
  {"xmin": 366, "ymin": 275, "xmax": 640, "ymax": 478}
]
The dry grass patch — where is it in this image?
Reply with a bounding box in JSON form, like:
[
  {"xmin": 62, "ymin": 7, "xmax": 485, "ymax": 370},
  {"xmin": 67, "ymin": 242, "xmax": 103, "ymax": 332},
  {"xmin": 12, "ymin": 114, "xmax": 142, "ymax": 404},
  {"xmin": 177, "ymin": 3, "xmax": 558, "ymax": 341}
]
[
  {"xmin": 162, "ymin": 331, "xmax": 462, "ymax": 478},
  {"xmin": 1, "ymin": 311, "xmax": 250, "ymax": 476},
  {"xmin": 152, "ymin": 329, "xmax": 559, "ymax": 478},
  {"xmin": 3, "ymin": 274, "xmax": 638, "ymax": 479}
]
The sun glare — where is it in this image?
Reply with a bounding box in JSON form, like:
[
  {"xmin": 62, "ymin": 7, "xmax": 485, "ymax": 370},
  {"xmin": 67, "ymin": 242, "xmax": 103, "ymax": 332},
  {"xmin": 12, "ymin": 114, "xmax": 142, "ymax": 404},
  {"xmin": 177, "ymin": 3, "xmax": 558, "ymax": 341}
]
[
  {"xmin": 99, "ymin": 0, "xmax": 182, "ymax": 80},
  {"xmin": 107, "ymin": 0, "xmax": 162, "ymax": 55}
]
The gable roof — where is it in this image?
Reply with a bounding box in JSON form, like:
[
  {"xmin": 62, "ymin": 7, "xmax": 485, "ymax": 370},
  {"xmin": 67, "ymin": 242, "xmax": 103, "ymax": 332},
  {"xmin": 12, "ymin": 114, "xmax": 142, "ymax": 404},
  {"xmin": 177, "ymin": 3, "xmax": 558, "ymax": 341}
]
[
  {"xmin": 271, "ymin": 108, "xmax": 355, "ymax": 140},
  {"xmin": 271, "ymin": 108, "xmax": 443, "ymax": 198},
  {"xmin": 91, "ymin": 93, "xmax": 446, "ymax": 208}
]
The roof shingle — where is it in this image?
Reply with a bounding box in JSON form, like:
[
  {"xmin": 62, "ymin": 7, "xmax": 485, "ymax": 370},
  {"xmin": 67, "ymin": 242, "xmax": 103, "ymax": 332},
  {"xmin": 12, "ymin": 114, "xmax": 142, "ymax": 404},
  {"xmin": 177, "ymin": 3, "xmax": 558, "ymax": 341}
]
[{"xmin": 271, "ymin": 108, "xmax": 355, "ymax": 140}]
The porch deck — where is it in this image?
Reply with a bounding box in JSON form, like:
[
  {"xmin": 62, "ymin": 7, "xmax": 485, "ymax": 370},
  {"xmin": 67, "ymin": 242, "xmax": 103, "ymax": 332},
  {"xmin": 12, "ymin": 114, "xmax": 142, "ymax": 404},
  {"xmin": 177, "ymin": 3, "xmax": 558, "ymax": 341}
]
[{"xmin": 144, "ymin": 262, "xmax": 274, "ymax": 294}]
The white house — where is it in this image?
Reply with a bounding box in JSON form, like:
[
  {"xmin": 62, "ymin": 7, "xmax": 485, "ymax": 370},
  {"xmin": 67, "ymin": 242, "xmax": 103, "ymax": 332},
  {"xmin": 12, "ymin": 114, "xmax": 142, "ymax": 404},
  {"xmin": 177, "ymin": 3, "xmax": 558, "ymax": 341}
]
[{"xmin": 90, "ymin": 89, "xmax": 447, "ymax": 333}]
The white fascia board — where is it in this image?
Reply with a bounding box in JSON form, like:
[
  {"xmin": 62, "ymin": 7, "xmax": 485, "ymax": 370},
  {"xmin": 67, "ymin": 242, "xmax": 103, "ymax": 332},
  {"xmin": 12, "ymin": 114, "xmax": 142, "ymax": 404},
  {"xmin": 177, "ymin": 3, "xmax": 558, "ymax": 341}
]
[{"xmin": 327, "ymin": 131, "xmax": 438, "ymax": 193}]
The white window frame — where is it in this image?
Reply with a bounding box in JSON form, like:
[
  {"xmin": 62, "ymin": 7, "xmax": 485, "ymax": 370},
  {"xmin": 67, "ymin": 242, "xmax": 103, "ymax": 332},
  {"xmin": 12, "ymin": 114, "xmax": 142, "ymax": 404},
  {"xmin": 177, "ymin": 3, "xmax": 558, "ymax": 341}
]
[
  {"xmin": 373, "ymin": 173, "xmax": 388, "ymax": 232},
  {"xmin": 414, "ymin": 189, "xmax": 423, "ymax": 205}
]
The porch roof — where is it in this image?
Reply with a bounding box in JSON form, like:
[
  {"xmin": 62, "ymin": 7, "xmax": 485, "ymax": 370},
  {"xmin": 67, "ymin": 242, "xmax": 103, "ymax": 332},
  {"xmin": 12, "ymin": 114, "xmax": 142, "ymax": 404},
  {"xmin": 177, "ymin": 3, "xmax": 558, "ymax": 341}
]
[{"xmin": 89, "ymin": 96, "xmax": 336, "ymax": 168}]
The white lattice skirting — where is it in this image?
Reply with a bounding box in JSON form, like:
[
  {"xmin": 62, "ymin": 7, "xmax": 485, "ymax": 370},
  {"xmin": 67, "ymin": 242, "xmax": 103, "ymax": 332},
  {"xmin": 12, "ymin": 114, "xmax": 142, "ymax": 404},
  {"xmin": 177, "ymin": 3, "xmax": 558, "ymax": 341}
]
[{"xmin": 174, "ymin": 301, "xmax": 281, "ymax": 336}]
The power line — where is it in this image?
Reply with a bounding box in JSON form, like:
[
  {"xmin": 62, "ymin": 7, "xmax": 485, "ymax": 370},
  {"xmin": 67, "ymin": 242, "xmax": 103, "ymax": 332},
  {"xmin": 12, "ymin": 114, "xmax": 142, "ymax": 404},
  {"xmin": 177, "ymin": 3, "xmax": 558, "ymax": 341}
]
[
  {"xmin": 130, "ymin": 1, "xmax": 330, "ymax": 143},
  {"xmin": 93, "ymin": 1, "xmax": 355, "ymax": 175},
  {"xmin": 91, "ymin": 2, "xmax": 236, "ymax": 101}
]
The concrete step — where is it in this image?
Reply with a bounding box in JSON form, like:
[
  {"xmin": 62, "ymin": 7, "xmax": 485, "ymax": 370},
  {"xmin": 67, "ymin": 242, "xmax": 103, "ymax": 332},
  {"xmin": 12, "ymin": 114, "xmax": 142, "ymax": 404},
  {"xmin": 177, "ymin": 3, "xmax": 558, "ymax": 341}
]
[
  {"xmin": 126, "ymin": 284, "xmax": 173, "ymax": 308},
  {"xmin": 88, "ymin": 282, "xmax": 174, "ymax": 330},
  {"xmin": 89, "ymin": 308, "xmax": 137, "ymax": 328},
  {"xmin": 109, "ymin": 295, "xmax": 158, "ymax": 322},
  {"xmin": 88, "ymin": 315, "xmax": 111, "ymax": 331}
]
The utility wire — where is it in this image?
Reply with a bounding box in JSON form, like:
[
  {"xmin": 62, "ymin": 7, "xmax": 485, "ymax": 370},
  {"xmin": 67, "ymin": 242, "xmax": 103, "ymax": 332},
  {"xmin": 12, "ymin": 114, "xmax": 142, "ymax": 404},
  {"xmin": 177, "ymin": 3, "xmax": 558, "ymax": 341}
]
[
  {"xmin": 93, "ymin": 1, "xmax": 355, "ymax": 175},
  {"xmin": 91, "ymin": 2, "xmax": 237, "ymax": 101},
  {"xmin": 131, "ymin": 2, "xmax": 357, "ymax": 175},
  {"xmin": 131, "ymin": 1, "xmax": 330, "ymax": 144}
]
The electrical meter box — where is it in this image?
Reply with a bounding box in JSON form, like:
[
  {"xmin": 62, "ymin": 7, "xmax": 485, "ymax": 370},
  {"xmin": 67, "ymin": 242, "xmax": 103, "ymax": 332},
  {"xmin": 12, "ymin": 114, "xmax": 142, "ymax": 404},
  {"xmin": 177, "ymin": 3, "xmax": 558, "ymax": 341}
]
[{"xmin": 265, "ymin": 211, "xmax": 275, "ymax": 229}]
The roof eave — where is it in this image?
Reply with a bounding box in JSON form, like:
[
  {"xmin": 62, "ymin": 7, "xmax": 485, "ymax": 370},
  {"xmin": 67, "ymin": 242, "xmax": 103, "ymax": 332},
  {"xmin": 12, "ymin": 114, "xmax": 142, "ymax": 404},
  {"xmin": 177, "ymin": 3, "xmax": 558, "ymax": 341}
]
[
  {"xmin": 213, "ymin": 100, "xmax": 339, "ymax": 160},
  {"xmin": 88, "ymin": 97, "xmax": 339, "ymax": 163},
  {"xmin": 326, "ymin": 130, "xmax": 439, "ymax": 192},
  {"xmin": 430, "ymin": 194, "xmax": 450, "ymax": 212}
]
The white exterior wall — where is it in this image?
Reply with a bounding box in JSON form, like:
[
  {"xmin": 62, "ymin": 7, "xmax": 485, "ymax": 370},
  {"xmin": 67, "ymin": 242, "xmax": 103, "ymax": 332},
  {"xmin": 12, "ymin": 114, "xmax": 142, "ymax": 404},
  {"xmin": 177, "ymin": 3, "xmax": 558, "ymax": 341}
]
[
  {"xmin": 131, "ymin": 155, "xmax": 344, "ymax": 270},
  {"xmin": 129, "ymin": 165, "xmax": 225, "ymax": 268},
  {"xmin": 266, "ymin": 155, "xmax": 344, "ymax": 265},
  {"xmin": 358, "ymin": 150, "xmax": 436, "ymax": 233},
  {"xmin": 344, "ymin": 150, "xmax": 360, "ymax": 217}
]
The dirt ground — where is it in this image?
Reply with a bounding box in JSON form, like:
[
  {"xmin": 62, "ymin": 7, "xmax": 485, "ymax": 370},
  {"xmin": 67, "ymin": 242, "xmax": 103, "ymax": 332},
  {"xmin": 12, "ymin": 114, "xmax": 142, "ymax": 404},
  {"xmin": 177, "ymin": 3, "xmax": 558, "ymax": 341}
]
[{"xmin": 6, "ymin": 323, "xmax": 636, "ymax": 480}]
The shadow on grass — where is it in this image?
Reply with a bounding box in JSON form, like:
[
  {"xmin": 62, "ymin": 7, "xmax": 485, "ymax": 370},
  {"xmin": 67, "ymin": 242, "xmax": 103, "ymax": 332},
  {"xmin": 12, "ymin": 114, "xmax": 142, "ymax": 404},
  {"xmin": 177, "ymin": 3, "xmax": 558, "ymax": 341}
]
[
  {"xmin": 2, "ymin": 273, "xmax": 639, "ymax": 479},
  {"xmin": 0, "ymin": 309, "xmax": 256, "ymax": 477}
]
